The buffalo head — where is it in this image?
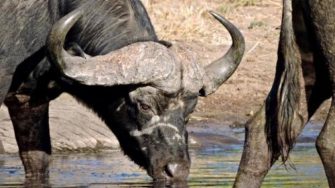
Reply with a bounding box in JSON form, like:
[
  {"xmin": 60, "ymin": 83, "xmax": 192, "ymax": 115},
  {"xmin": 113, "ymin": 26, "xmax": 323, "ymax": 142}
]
[{"xmin": 46, "ymin": 6, "xmax": 244, "ymax": 181}]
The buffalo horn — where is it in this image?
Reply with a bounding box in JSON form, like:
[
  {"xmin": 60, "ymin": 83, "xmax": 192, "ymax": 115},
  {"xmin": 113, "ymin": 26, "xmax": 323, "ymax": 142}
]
[
  {"xmin": 46, "ymin": 7, "xmax": 181, "ymax": 92},
  {"xmin": 200, "ymin": 11, "xmax": 245, "ymax": 96}
]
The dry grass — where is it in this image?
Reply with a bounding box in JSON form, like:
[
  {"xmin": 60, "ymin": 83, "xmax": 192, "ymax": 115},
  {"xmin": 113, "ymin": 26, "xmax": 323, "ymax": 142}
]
[
  {"xmin": 145, "ymin": 0, "xmax": 220, "ymax": 44},
  {"xmin": 144, "ymin": 0, "xmax": 267, "ymax": 45}
]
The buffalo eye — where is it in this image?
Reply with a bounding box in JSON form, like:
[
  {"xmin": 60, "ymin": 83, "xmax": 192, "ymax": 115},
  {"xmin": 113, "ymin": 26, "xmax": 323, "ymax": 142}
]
[{"xmin": 139, "ymin": 103, "xmax": 151, "ymax": 111}]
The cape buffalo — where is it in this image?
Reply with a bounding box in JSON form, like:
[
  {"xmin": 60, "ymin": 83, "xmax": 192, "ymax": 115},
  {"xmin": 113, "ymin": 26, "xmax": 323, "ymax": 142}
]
[
  {"xmin": 0, "ymin": 0, "xmax": 245, "ymax": 183},
  {"xmin": 234, "ymin": 0, "xmax": 335, "ymax": 187}
]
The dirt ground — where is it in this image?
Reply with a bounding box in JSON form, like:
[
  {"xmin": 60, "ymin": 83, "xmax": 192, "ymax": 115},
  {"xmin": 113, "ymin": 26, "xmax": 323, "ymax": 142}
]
[{"xmin": 145, "ymin": 0, "xmax": 330, "ymax": 125}]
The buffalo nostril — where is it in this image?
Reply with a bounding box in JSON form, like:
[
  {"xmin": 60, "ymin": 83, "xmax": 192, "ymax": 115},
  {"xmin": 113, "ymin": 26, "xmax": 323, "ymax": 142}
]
[{"xmin": 165, "ymin": 163, "xmax": 179, "ymax": 177}]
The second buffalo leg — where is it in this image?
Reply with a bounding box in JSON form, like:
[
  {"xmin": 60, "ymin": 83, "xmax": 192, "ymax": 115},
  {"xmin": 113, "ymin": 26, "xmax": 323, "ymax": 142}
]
[{"xmin": 5, "ymin": 94, "xmax": 51, "ymax": 182}]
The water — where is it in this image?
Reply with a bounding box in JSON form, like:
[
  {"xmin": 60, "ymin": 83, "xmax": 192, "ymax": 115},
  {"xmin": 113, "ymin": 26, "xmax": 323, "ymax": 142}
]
[{"xmin": 0, "ymin": 122, "xmax": 328, "ymax": 187}]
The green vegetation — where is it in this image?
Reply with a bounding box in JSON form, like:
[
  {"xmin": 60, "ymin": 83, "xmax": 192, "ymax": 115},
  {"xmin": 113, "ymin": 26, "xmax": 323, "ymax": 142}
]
[{"xmin": 232, "ymin": 0, "xmax": 259, "ymax": 6}]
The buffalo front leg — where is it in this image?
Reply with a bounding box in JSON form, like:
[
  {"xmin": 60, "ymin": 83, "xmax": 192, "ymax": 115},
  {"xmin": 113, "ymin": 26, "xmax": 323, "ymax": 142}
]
[
  {"xmin": 234, "ymin": 104, "xmax": 305, "ymax": 188},
  {"xmin": 316, "ymin": 102, "xmax": 335, "ymax": 188},
  {"xmin": 233, "ymin": 105, "xmax": 271, "ymax": 188},
  {"xmin": 309, "ymin": 0, "xmax": 335, "ymax": 187},
  {"xmin": 5, "ymin": 94, "xmax": 51, "ymax": 181}
]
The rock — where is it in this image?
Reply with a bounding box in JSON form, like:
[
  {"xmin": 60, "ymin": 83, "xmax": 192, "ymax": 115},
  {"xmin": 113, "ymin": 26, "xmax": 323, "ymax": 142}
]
[{"xmin": 0, "ymin": 94, "xmax": 119, "ymax": 153}]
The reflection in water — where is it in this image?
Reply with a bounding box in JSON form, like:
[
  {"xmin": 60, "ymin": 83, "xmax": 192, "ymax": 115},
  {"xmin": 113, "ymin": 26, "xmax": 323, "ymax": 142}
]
[{"xmin": 0, "ymin": 122, "xmax": 328, "ymax": 187}]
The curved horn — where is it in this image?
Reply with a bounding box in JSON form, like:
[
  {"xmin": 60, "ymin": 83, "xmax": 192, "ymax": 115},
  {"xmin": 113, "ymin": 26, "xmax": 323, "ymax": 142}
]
[
  {"xmin": 200, "ymin": 11, "xmax": 245, "ymax": 96},
  {"xmin": 47, "ymin": 7, "xmax": 181, "ymax": 92},
  {"xmin": 47, "ymin": 6, "xmax": 84, "ymax": 72}
]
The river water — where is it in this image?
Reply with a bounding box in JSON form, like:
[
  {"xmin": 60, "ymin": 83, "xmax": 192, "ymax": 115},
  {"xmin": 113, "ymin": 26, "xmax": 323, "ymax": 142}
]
[{"xmin": 0, "ymin": 122, "xmax": 328, "ymax": 187}]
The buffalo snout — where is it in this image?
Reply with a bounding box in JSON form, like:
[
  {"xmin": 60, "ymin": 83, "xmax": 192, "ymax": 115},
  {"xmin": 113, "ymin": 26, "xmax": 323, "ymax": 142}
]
[{"xmin": 134, "ymin": 123, "xmax": 190, "ymax": 181}]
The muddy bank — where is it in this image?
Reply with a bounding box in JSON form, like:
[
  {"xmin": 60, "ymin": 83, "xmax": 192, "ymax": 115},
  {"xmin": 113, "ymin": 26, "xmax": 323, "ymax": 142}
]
[{"xmin": 0, "ymin": 121, "xmax": 327, "ymax": 187}]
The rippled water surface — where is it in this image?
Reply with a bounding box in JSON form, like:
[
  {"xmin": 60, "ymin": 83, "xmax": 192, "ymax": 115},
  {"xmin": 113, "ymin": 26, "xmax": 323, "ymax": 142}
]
[{"xmin": 0, "ymin": 122, "xmax": 328, "ymax": 187}]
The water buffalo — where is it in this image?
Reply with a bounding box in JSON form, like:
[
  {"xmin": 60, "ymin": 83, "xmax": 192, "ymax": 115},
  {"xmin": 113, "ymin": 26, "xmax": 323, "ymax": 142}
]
[
  {"xmin": 0, "ymin": 0, "xmax": 245, "ymax": 183},
  {"xmin": 234, "ymin": 0, "xmax": 335, "ymax": 187}
]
